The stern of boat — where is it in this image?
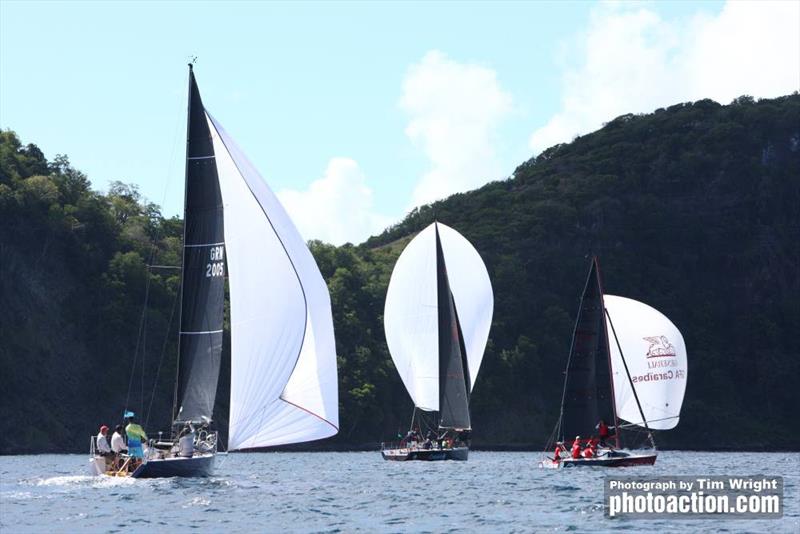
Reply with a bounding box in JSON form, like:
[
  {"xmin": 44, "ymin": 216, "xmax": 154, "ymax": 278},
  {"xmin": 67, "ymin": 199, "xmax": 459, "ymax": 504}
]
[{"xmin": 88, "ymin": 436, "xmax": 106, "ymax": 476}]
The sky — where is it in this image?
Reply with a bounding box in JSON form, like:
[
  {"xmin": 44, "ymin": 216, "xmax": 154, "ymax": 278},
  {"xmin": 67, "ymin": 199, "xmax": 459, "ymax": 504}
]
[{"xmin": 1, "ymin": 0, "xmax": 798, "ymax": 245}]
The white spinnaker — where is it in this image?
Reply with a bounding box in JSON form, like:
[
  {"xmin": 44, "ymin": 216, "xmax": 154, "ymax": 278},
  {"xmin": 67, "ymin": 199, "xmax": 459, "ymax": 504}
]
[
  {"xmin": 605, "ymin": 295, "xmax": 687, "ymax": 430},
  {"xmin": 384, "ymin": 224, "xmax": 439, "ymax": 411},
  {"xmin": 208, "ymin": 113, "xmax": 338, "ymax": 450},
  {"xmin": 383, "ymin": 222, "xmax": 493, "ymax": 411}
]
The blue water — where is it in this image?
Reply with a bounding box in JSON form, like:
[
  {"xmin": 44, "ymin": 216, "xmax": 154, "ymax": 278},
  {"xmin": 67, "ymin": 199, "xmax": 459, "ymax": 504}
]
[{"xmin": 1, "ymin": 451, "xmax": 798, "ymax": 532}]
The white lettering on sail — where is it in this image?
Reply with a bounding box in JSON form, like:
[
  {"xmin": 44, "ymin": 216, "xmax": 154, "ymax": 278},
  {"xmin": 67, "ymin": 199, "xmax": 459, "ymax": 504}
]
[{"xmin": 206, "ymin": 246, "xmax": 225, "ymax": 277}]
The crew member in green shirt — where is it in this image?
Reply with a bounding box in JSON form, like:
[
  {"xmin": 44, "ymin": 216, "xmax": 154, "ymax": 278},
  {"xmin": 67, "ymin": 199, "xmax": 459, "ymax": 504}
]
[{"xmin": 125, "ymin": 414, "xmax": 148, "ymax": 461}]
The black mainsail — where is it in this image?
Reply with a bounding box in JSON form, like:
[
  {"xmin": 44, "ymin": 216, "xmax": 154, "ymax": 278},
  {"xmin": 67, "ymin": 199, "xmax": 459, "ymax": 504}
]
[
  {"xmin": 558, "ymin": 258, "xmax": 618, "ymax": 446},
  {"xmin": 173, "ymin": 66, "xmax": 226, "ymax": 425},
  {"xmin": 435, "ymin": 225, "xmax": 471, "ymax": 430}
]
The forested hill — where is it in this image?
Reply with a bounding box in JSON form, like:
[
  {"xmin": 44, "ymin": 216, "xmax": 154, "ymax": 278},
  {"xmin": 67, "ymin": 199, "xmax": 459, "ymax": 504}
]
[{"xmin": 1, "ymin": 94, "xmax": 798, "ymax": 454}]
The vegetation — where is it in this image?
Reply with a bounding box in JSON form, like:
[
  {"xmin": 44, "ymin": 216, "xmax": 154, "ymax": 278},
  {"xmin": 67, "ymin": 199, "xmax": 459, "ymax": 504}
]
[{"xmin": 1, "ymin": 93, "xmax": 798, "ymax": 453}]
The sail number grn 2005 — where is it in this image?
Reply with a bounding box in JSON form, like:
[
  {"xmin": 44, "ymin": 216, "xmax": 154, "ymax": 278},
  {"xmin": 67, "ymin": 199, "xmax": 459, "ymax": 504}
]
[{"xmin": 206, "ymin": 245, "xmax": 225, "ymax": 278}]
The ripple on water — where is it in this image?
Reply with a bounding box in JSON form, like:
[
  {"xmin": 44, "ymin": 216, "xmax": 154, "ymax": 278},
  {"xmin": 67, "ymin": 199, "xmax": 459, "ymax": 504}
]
[{"xmin": 183, "ymin": 496, "xmax": 211, "ymax": 508}]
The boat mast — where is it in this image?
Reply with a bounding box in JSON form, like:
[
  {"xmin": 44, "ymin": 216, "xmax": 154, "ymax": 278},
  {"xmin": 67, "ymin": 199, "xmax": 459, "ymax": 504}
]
[
  {"xmin": 595, "ymin": 257, "xmax": 622, "ymax": 449},
  {"xmin": 171, "ymin": 62, "xmax": 195, "ymax": 426}
]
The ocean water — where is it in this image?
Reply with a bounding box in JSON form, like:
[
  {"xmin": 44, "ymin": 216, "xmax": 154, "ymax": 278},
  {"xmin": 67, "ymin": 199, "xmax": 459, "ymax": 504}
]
[{"xmin": 1, "ymin": 451, "xmax": 798, "ymax": 533}]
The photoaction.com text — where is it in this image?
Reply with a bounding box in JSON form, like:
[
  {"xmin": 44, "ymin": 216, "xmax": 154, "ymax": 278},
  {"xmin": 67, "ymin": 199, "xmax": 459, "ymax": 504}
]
[{"xmin": 604, "ymin": 476, "xmax": 783, "ymax": 519}]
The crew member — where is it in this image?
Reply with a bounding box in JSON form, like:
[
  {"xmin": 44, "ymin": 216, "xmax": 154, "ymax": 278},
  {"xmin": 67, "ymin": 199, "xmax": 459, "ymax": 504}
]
[
  {"xmin": 125, "ymin": 415, "xmax": 148, "ymax": 466},
  {"xmin": 571, "ymin": 436, "xmax": 582, "ymax": 459},
  {"xmin": 582, "ymin": 440, "xmax": 596, "ymax": 458},
  {"xmin": 596, "ymin": 419, "xmax": 612, "ymax": 447},
  {"xmin": 96, "ymin": 425, "xmax": 112, "ymax": 456},
  {"xmin": 553, "ymin": 442, "xmax": 564, "ymax": 462},
  {"xmin": 109, "ymin": 424, "xmax": 127, "ymax": 471},
  {"xmin": 111, "ymin": 425, "xmax": 127, "ymax": 454}
]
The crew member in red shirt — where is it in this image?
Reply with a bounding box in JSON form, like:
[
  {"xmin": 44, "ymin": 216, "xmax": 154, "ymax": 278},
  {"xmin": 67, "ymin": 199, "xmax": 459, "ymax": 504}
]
[
  {"xmin": 553, "ymin": 442, "xmax": 564, "ymax": 463},
  {"xmin": 571, "ymin": 436, "xmax": 582, "ymax": 459},
  {"xmin": 596, "ymin": 419, "xmax": 612, "ymax": 447}
]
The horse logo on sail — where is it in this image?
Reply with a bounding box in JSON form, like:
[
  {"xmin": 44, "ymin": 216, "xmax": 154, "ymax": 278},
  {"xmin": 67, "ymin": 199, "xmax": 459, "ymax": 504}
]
[{"xmin": 643, "ymin": 336, "xmax": 676, "ymax": 358}]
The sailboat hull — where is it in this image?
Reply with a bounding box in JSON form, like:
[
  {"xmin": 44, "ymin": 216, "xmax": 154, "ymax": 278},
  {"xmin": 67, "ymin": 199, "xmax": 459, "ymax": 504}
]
[
  {"xmin": 541, "ymin": 451, "xmax": 657, "ymax": 468},
  {"xmin": 131, "ymin": 453, "xmax": 216, "ymax": 478},
  {"xmin": 381, "ymin": 446, "xmax": 469, "ymax": 461}
]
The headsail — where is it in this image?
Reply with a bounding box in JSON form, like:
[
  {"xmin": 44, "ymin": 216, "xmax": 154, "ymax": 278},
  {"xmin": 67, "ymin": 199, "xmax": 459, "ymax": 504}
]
[
  {"xmin": 605, "ymin": 295, "xmax": 687, "ymax": 430},
  {"xmin": 173, "ymin": 67, "xmax": 225, "ymax": 425},
  {"xmin": 209, "ymin": 115, "xmax": 339, "ymax": 451},
  {"xmin": 178, "ymin": 69, "xmax": 338, "ymax": 450},
  {"xmin": 384, "ymin": 222, "xmax": 493, "ymax": 414},
  {"xmin": 559, "ymin": 259, "xmax": 616, "ymax": 443}
]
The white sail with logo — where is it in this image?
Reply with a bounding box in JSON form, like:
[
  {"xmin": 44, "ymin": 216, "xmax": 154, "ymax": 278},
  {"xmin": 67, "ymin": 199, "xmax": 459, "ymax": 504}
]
[
  {"xmin": 604, "ymin": 295, "xmax": 687, "ymax": 430},
  {"xmin": 383, "ymin": 221, "xmax": 493, "ymax": 411},
  {"xmin": 207, "ymin": 114, "xmax": 339, "ymax": 450}
]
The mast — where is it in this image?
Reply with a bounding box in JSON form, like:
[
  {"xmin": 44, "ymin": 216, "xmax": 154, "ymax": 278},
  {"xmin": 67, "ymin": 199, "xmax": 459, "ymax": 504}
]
[
  {"xmin": 172, "ymin": 63, "xmax": 194, "ymax": 424},
  {"xmin": 595, "ymin": 257, "xmax": 622, "ymax": 449}
]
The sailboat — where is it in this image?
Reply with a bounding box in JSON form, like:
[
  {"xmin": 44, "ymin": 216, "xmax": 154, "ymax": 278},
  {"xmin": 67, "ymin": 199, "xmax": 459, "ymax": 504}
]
[
  {"xmin": 89, "ymin": 64, "xmax": 339, "ymax": 478},
  {"xmin": 540, "ymin": 257, "xmax": 687, "ymax": 468},
  {"xmin": 381, "ymin": 222, "xmax": 493, "ymax": 461}
]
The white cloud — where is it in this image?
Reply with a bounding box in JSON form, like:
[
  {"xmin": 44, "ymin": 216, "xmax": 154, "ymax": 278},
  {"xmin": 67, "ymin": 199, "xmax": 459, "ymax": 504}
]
[
  {"xmin": 530, "ymin": 0, "xmax": 800, "ymax": 154},
  {"xmin": 276, "ymin": 51, "xmax": 515, "ymax": 245},
  {"xmin": 401, "ymin": 50, "xmax": 513, "ymax": 208},
  {"xmin": 277, "ymin": 158, "xmax": 391, "ymax": 246}
]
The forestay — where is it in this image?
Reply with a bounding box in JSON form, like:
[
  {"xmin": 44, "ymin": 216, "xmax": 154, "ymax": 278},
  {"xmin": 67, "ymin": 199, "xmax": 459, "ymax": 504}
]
[
  {"xmin": 207, "ymin": 114, "xmax": 339, "ymax": 450},
  {"xmin": 605, "ymin": 295, "xmax": 687, "ymax": 430},
  {"xmin": 384, "ymin": 222, "xmax": 493, "ymax": 411}
]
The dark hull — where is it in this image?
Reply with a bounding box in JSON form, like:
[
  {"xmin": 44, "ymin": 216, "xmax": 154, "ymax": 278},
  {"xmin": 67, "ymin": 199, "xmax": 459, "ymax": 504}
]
[
  {"xmin": 131, "ymin": 453, "xmax": 216, "ymax": 478},
  {"xmin": 559, "ymin": 452, "xmax": 657, "ymax": 468},
  {"xmin": 382, "ymin": 447, "xmax": 469, "ymax": 461}
]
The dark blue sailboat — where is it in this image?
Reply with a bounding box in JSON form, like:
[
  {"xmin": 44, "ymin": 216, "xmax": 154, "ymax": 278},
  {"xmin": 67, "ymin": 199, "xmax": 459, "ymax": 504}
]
[
  {"xmin": 90, "ymin": 65, "xmax": 339, "ymax": 477},
  {"xmin": 381, "ymin": 222, "xmax": 493, "ymax": 461}
]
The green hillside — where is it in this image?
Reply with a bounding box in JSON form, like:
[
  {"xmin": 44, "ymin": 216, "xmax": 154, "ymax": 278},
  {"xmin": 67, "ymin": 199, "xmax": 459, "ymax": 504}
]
[{"xmin": 1, "ymin": 94, "xmax": 798, "ymax": 453}]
